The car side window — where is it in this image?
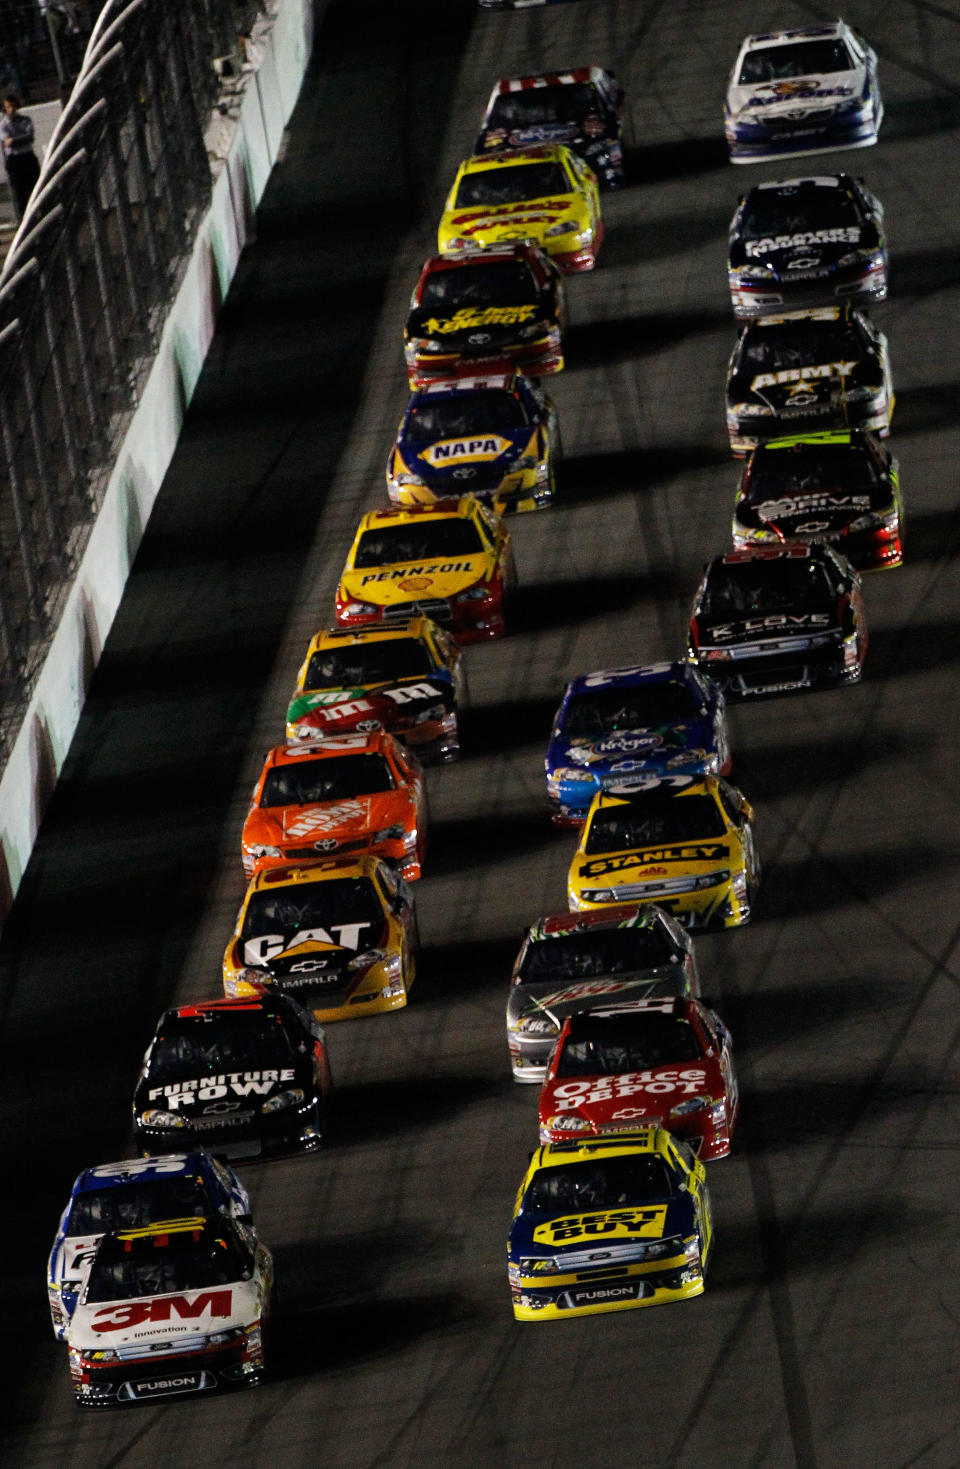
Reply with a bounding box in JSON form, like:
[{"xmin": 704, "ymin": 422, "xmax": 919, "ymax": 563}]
[{"xmin": 717, "ymin": 781, "xmax": 742, "ymax": 824}]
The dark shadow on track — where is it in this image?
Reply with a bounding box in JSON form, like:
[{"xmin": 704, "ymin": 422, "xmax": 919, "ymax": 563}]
[
  {"xmin": 271, "ymin": 1293, "xmax": 477, "ymax": 1382},
  {"xmin": 415, "ymin": 934, "xmax": 522, "ymax": 1003},
  {"xmin": 556, "ymin": 445, "xmax": 730, "ymax": 506},
  {"xmin": 330, "ymin": 1075, "xmax": 507, "ymax": 1147},
  {"xmin": 565, "ymin": 308, "xmax": 730, "ymax": 372},
  {"xmin": 426, "ymin": 811, "xmax": 563, "ymax": 877},
  {"xmin": 623, "ymin": 136, "xmax": 731, "ymax": 186},
  {"xmin": 863, "ymin": 619, "xmax": 960, "ymax": 679},
  {"xmin": 734, "ymin": 730, "xmax": 923, "ymax": 798},
  {"xmin": 760, "ymin": 846, "xmax": 955, "ymax": 920},
  {"xmin": 512, "ymin": 571, "xmax": 684, "ymax": 636},
  {"xmin": 461, "ymin": 696, "xmax": 557, "ymax": 755}
]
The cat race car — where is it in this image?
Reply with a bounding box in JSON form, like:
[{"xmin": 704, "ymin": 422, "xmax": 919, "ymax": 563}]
[{"xmin": 475, "ymin": 67, "xmax": 625, "ymax": 190}]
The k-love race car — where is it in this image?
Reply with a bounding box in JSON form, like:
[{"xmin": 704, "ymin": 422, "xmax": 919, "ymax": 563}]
[
  {"xmin": 404, "ymin": 246, "xmax": 565, "ymax": 388},
  {"xmin": 506, "ymin": 904, "xmax": 699, "ymax": 1084},
  {"xmin": 508, "ymin": 1130, "xmax": 713, "ymax": 1321},
  {"xmin": 567, "ymin": 775, "xmax": 760, "ymax": 930},
  {"xmin": 241, "ymin": 734, "xmax": 426, "ymax": 882},
  {"xmin": 334, "ymin": 499, "xmax": 514, "ymax": 645},
  {"xmin": 437, "ymin": 145, "xmax": 603, "ymax": 274},
  {"xmin": 475, "ymin": 67, "xmax": 625, "ymax": 190},
  {"xmin": 725, "ymin": 304, "xmax": 893, "ymax": 455},
  {"xmin": 285, "ymin": 618, "xmax": 464, "ymax": 763},
  {"xmin": 725, "ymin": 20, "xmax": 882, "ymax": 165},
  {"xmin": 728, "ymin": 174, "xmax": 886, "ymax": 319},
  {"xmin": 387, "ymin": 372, "xmax": 558, "ymax": 516},
  {"xmin": 688, "ymin": 545, "xmax": 868, "ymax": 697},
  {"xmin": 66, "ymin": 1215, "xmax": 273, "ymax": 1407},
  {"xmin": 47, "ymin": 1154, "xmax": 252, "ymax": 1341},
  {"xmin": 223, "ymin": 855, "xmax": 417, "ymax": 1021},
  {"xmin": 545, "ymin": 661, "xmax": 731, "ymax": 826}
]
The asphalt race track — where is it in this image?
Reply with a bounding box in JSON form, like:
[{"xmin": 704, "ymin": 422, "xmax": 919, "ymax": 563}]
[{"xmin": 3, "ymin": 1, "xmax": 960, "ymax": 1464}]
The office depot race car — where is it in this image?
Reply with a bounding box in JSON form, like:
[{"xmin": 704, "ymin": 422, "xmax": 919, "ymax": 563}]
[
  {"xmin": 66, "ymin": 1215, "xmax": 273, "ymax": 1407},
  {"xmin": 568, "ymin": 775, "xmax": 760, "ymax": 930},
  {"xmin": 475, "ymin": 67, "xmax": 625, "ymax": 190},
  {"xmin": 223, "ymin": 855, "xmax": 417, "ymax": 1020},
  {"xmin": 437, "ymin": 145, "xmax": 603, "ymax": 273},
  {"xmin": 404, "ymin": 246, "xmax": 565, "ymax": 388},
  {"xmin": 724, "ymin": 21, "xmax": 882, "ymax": 165},
  {"xmin": 688, "ymin": 546, "xmax": 868, "ymax": 697},
  {"xmin": 335, "ymin": 500, "xmax": 514, "ymax": 644},
  {"xmin": 508, "ymin": 1130, "xmax": 713, "ymax": 1321},
  {"xmin": 545, "ymin": 661, "xmax": 731, "ymax": 826},
  {"xmin": 387, "ymin": 372, "xmax": 558, "ymax": 515},
  {"xmin": 728, "ymin": 174, "xmax": 886, "ymax": 319},
  {"xmin": 725, "ymin": 304, "xmax": 893, "ymax": 455},
  {"xmin": 506, "ymin": 904, "xmax": 699, "ymax": 1084}
]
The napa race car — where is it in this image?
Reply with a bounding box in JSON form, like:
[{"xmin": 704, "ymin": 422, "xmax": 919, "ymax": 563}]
[
  {"xmin": 475, "ymin": 67, "xmax": 625, "ymax": 190},
  {"xmin": 508, "ymin": 1130, "xmax": 713, "ymax": 1321}
]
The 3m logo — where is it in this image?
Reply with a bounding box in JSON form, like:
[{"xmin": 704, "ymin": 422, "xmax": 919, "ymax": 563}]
[{"xmin": 91, "ymin": 1290, "xmax": 233, "ymax": 1334}]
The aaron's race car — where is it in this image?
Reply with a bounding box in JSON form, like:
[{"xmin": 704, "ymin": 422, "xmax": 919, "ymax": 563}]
[{"xmin": 475, "ymin": 66, "xmax": 625, "ymax": 190}]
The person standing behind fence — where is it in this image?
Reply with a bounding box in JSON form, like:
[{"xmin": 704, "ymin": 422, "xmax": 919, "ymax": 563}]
[{"xmin": 0, "ymin": 94, "xmax": 41, "ymax": 222}]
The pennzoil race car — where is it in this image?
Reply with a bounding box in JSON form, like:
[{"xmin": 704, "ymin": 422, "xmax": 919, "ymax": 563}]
[{"xmin": 475, "ymin": 67, "xmax": 625, "ymax": 190}]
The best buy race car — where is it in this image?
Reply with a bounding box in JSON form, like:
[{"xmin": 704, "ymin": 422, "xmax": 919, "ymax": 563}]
[
  {"xmin": 508, "ymin": 1130, "xmax": 712, "ymax": 1321},
  {"xmin": 475, "ymin": 67, "xmax": 625, "ymax": 190}
]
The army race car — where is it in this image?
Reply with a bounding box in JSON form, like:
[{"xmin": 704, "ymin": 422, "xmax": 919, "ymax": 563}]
[{"xmin": 475, "ymin": 66, "xmax": 625, "ymax": 190}]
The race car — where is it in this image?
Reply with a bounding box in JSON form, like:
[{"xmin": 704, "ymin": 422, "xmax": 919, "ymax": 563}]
[
  {"xmin": 732, "ymin": 430, "xmax": 902, "ymax": 570},
  {"xmin": 506, "ymin": 904, "xmax": 699, "ymax": 1084},
  {"xmin": 537, "ymin": 998, "xmax": 739, "ymax": 1160},
  {"xmin": 334, "ymin": 499, "xmax": 514, "ymax": 644},
  {"xmin": 47, "ymin": 1153, "xmax": 252, "ymax": 1341},
  {"xmin": 545, "ymin": 661, "xmax": 731, "ymax": 826},
  {"xmin": 387, "ymin": 372, "xmax": 558, "ymax": 515},
  {"xmin": 567, "ymin": 775, "xmax": 760, "ymax": 930},
  {"xmin": 475, "ymin": 67, "xmax": 625, "ymax": 190},
  {"xmin": 404, "ymin": 245, "xmax": 565, "ymax": 388},
  {"xmin": 241, "ymin": 733, "xmax": 426, "ymax": 882},
  {"xmin": 688, "ymin": 545, "xmax": 868, "ymax": 697},
  {"xmin": 728, "ymin": 174, "xmax": 886, "ymax": 319},
  {"xmin": 437, "ymin": 145, "xmax": 603, "ymax": 273},
  {"xmin": 725, "ymin": 304, "xmax": 893, "ymax": 455},
  {"xmin": 222, "ymin": 855, "xmax": 417, "ymax": 1020},
  {"xmin": 508, "ymin": 1130, "xmax": 713, "ymax": 1321},
  {"xmin": 285, "ymin": 618, "xmax": 464, "ymax": 763},
  {"xmin": 725, "ymin": 21, "xmax": 882, "ymax": 165},
  {"xmin": 66, "ymin": 1215, "xmax": 273, "ymax": 1407}
]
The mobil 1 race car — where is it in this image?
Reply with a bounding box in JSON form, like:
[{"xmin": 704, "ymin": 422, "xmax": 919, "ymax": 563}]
[
  {"xmin": 688, "ymin": 545, "xmax": 868, "ymax": 697},
  {"xmin": 545, "ymin": 661, "xmax": 731, "ymax": 826},
  {"xmin": 728, "ymin": 174, "xmax": 886, "ymax": 319},
  {"xmin": 387, "ymin": 372, "xmax": 557, "ymax": 515},
  {"xmin": 506, "ymin": 904, "xmax": 699, "ymax": 1084},
  {"xmin": 475, "ymin": 67, "xmax": 625, "ymax": 190},
  {"xmin": 725, "ymin": 21, "xmax": 882, "ymax": 165},
  {"xmin": 725, "ymin": 304, "xmax": 893, "ymax": 455}
]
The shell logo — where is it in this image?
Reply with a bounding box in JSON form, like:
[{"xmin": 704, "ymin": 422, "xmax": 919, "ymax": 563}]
[{"xmin": 398, "ymin": 576, "xmax": 434, "ymax": 593}]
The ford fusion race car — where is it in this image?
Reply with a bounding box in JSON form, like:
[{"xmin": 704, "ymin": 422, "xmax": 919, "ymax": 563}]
[
  {"xmin": 728, "ymin": 174, "xmax": 886, "ymax": 319},
  {"xmin": 508, "ymin": 1130, "xmax": 712, "ymax": 1320},
  {"xmin": 475, "ymin": 67, "xmax": 625, "ymax": 190},
  {"xmin": 725, "ymin": 21, "xmax": 882, "ymax": 165},
  {"xmin": 725, "ymin": 304, "xmax": 893, "ymax": 455},
  {"xmin": 545, "ymin": 661, "xmax": 731, "ymax": 826}
]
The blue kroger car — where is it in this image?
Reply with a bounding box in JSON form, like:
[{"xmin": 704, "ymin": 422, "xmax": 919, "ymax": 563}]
[{"xmin": 545, "ymin": 661, "xmax": 731, "ymax": 826}]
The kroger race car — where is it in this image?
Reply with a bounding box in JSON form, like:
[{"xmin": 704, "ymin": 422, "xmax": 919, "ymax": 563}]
[
  {"xmin": 725, "ymin": 21, "xmax": 882, "ymax": 165},
  {"xmin": 545, "ymin": 662, "xmax": 731, "ymax": 826},
  {"xmin": 508, "ymin": 1130, "xmax": 713, "ymax": 1321},
  {"xmin": 475, "ymin": 67, "xmax": 625, "ymax": 190},
  {"xmin": 728, "ymin": 174, "xmax": 886, "ymax": 319}
]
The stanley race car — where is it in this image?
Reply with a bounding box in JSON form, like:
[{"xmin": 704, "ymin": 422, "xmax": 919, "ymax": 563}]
[
  {"xmin": 508, "ymin": 1130, "xmax": 713, "ymax": 1321},
  {"xmin": 545, "ymin": 661, "xmax": 731, "ymax": 826},
  {"xmin": 437, "ymin": 145, "xmax": 603, "ymax": 273},
  {"xmin": 567, "ymin": 775, "xmax": 760, "ymax": 930},
  {"xmin": 725, "ymin": 21, "xmax": 882, "ymax": 165},
  {"xmin": 387, "ymin": 372, "xmax": 558, "ymax": 515},
  {"xmin": 475, "ymin": 67, "xmax": 625, "ymax": 190},
  {"xmin": 725, "ymin": 304, "xmax": 893, "ymax": 455},
  {"xmin": 506, "ymin": 904, "xmax": 699, "ymax": 1084},
  {"xmin": 334, "ymin": 499, "xmax": 514, "ymax": 644},
  {"xmin": 688, "ymin": 545, "xmax": 868, "ymax": 697}
]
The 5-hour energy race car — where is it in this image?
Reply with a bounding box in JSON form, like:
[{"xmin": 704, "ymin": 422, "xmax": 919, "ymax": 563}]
[{"xmin": 475, "ymin": 67, "xmax": 625, "ymax": 190}]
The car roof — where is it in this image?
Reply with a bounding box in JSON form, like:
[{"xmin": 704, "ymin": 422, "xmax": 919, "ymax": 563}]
[
  {"xmin": 262, "ymin": 733, "xmax": 390, "ymax": 769},
  {"xmin": 748, "ymin": 174, "xmax": 850, "ymax": 194},
  {"xmin": 356, "ymin": 500, "xmax": 478, "ymax": 530},
  {"xmin": 533, "ymin": 1130, "xmax": 666, "ymax": 1168},
  {"xmin": 458, "ymin": 143, "xmax": 574, "ymax": 171},
  {"xmin": 529, "ymin": 904, "xmax": 662, "ymax": 939},
  {"xmin": 73, "ymin": 1155, "xmax": 204, "ymax": 1193},
  {"xmin": 245, "ymin": 853, "xmax": 384, "ymax": 893},
  {"xmin": 305, "ymin": 619, "xmax": 442, "ymax": 653},
  {"xmin": 741, "ymin": 22, "xmax": 849, "ymax": 50},
  {"xmin": 593, "ymin": 774, "xmax": 718, "ymax": 808},
  {"xmin": 565, "ymin": 661, "xmax": 691, "ymax": 697}
]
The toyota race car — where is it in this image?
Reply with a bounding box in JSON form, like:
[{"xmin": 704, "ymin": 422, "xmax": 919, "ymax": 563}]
[{"xmin": 475, "ymin": 67, "xmax": 625, "ymax": 189}]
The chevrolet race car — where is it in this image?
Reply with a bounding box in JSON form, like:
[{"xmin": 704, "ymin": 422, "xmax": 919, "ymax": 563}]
[
  {"xmin": 223, "ymin": 855, "xmax": 417, "ymax": 1020},
  {"xmin": 568, "ymin": 775, "xmax": 760, "ymax": 930},
  {"xmin": 725, "ymin": 21, "xmax": 882, "ymax": 165},
  {"xmin": 387, "ymin": 372, "xmax": 558, "ymax": 515},
  {"xmin": 335, "ymin": 499, "xmax": 514, "ymax": 644},
  {"xmin": 66, "ymin": 1215, "xmax": 273, "ymax": 1407},
  {"xmin": 508, "ymin": 1130, "xmax": 713, "ymax": 1321},
  {"xmin": 506, "ymin": 904, "xmax": 699, "ymax": 1084},
  {"xmin": 725, "ymin": 304, "xmax": 893, "ymax": 455},
  {"xmin": 545, "ymin": 661, "xmax": 731, "ymax": 826},
  {"xmin": 475, "ymin": 67, "xmax": 625, "ymax": 190},
  {"xmin": 404, "ymin": 246, "xmax": 565, "ymax": 388},
  {"xmin": 437, "ymin": 145, "xmax": 603, "ymax": 273},
  {"xmin": 728, "ymin": 174, "xmax": 886, "ymax": 319},
  {"xmin": 688, "ymin": 545, "xmax": 868, "ymax": 697},
  {"xmin": 47, "ymin": 1154, "xmax": 252, "ymax": 1341}
]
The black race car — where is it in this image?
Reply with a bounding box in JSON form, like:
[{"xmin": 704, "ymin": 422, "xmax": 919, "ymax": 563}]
[{"xmin": 475, "ymin": 67, "xmax": 625, "ymax": 190}]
